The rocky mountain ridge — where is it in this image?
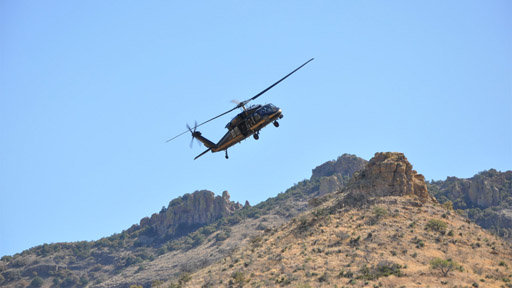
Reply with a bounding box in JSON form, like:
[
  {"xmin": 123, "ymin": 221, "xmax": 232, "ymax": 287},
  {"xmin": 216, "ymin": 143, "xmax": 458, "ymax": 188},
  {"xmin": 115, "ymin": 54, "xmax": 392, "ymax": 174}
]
[
  {"xmin": 0, "ymin": 154, "xmax": 367, "ymax": 287},
  {"xmin": 429, "ymin": 169, "xmax": 512, "ymax": 209},
  {"xmin": 429, "ymin": 169, "xmax": 512, "ymax": 239},
  {"xmin": 1, "ymin": 152, "xmax": 510, "ymax": 287}
]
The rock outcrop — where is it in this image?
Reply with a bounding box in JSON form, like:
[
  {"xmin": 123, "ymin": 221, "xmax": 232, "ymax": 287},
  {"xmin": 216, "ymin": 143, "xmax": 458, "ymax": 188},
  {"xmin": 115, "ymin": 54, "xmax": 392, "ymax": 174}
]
[
  {"xmin": 311, "ymin": 154, "xmax": 368, "ymax": 196},
  {"xmin": 318, "ymin": 175, "xmax": 342, "ymax": 196},
  {"xmin": 311, "ymin": 153, "xmax": 367, "ymax": 180},
  {"xmin": 132, "ymin": 190, "xmax": 242, "ymax": 239},
  {"xmin": 342, "ymin": 152, "xmax": 432, "ymax": 204}
]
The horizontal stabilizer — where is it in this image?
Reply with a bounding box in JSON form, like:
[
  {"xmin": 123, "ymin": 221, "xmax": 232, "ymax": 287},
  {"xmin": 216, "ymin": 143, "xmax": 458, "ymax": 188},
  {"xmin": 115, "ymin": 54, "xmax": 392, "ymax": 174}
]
[{"xmin": 194, "ymin": 148, "xmax": 211, "ymax": 160}]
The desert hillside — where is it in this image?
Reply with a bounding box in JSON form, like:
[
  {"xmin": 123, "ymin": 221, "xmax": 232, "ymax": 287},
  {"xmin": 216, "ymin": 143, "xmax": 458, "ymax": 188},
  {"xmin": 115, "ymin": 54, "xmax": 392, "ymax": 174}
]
[
  {"xmin": 184, "ymin": 153, "xmax": 512, "ymax": 288},
  {"xmin": 1, "ymin": 153, "xmax": 511, "ymax": 288}
]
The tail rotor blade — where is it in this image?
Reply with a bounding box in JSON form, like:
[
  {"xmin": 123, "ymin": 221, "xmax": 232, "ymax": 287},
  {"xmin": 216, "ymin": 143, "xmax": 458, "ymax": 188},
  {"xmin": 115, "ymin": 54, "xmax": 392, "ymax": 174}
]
[{"xmin": 186, "ymin": 123, "xmax": 194, "ymax": 148}]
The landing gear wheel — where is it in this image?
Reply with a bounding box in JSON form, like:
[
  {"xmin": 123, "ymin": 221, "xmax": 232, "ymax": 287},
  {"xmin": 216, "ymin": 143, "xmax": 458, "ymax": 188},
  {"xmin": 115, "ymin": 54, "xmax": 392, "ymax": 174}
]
[
  {"xmin": 225, "ymin": 150, "xmax": 229, "ymax": 159},
  {"xmin": 253, "ymin": 133, "xmax": 259, "ymax": 140},
  {"xmin": 273, "ymin": 121, "xmax": 279, "ymax": 127}
]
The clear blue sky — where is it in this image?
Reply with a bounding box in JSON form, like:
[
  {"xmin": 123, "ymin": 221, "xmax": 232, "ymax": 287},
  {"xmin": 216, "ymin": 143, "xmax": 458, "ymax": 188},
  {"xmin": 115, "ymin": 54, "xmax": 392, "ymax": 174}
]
[{"xmin": 1, "ymin": 1, "xmax": 510, "ymax": 257}]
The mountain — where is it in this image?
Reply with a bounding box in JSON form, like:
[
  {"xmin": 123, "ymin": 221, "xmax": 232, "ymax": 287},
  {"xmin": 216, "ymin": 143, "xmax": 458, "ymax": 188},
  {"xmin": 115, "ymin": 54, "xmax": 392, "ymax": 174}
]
[
  {"xmin": 184, "ymin": 152, "xmax": 512, "ymax": 287},
  {"xmin": 428, "ymin": 169, "xmax": 512, "ymax": 239},
  {"xmin": 1, "ymin": 153, "xmax": 510, "ymax": 288},
  {"xmin": 0, "ymin": 154, "xmax": 366, "ymax": 287}
]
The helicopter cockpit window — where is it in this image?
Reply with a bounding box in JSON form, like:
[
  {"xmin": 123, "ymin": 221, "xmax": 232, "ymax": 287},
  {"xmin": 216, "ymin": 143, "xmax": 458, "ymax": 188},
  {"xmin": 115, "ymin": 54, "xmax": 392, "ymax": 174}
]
[{"xmin": 259, "ymin": 105, "xmax": 275, "ymax": 115}]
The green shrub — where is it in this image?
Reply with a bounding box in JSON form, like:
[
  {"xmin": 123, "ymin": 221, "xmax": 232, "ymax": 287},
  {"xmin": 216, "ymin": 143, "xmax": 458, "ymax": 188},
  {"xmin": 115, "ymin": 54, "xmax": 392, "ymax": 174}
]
[
  {"xmin": 178, "ymin": 272, "xmax": 191, "ymax": 285},
  {"xmin": 232, "ymin": 271, "xmax": 246, "ymax": 284},
  {"xmin": 430, "ymin": 258, "xmax": 462, "ymax": 277},
  {"xmin": 215, "ymin": 231, "xmax": 229, "ymax": 242},
  {"xmin": 426, "ymin": 219, "xmax": 447, "ymax": 234},
  {"xmin": 79, "ymin": 276, "xmax": 89, "ymax": 286},
  {"xmin": 373, "ymin": 206, "xmax": 387, "ymax": 218},
  {"xmin": 349, "ymin": 236, "xmax": 361, "ymax": 247},
  {"xmin": 318, "ymin": 271, "xmax": 329, "ymax": 282},
  {"xmin": 30, "ymin": 276, "xmax": 44, "ymax": 287},
  {"xmin": 338, "ymin": 269, "xmax": 354, "ymax": 278},
  {"xmin": 442, "ymin": 201, "xmax": 454, "ymax": 211},
  {"xmin": 357, "ymin": 261, "xmax": 403, "ymax": 280}
]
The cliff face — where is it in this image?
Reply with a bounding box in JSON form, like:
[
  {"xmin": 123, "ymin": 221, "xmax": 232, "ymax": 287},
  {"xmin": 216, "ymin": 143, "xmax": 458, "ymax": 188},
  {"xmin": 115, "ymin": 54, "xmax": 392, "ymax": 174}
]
[
  {"xmin": 429, "ymin": 169, "xmax": 512, "ymax": 239},
  {"xmin": 342, "ymin": 152, "xmax": 431, "ymax": 204},
  {"xmin": 430, "ymin": 169, "xmax": 512, "ymax": 209},
  {"xmin": 311, "ymin": 154, "xmax": 368, "ymax": 196},
  {"xmin": 131, "ymin": 190, "xmax": 242, "ymax": 239}
]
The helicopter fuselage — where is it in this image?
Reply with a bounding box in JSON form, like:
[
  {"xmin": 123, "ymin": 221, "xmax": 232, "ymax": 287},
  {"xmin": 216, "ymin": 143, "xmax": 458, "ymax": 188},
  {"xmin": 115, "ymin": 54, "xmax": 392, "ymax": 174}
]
[
  {"xmin": 167, "ymin": 58, "xmax": 314, "ymax": 160},
  {"xmin": 191, "ymin": 103, "xmax": 282, "ymax": 159}
]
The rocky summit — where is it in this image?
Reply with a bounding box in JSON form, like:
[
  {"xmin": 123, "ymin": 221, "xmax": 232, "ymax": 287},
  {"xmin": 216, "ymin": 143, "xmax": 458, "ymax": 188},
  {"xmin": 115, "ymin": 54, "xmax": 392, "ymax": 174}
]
[{"xmin": 342, "ymin": 152, "xmax": 432, "ymax": 205}]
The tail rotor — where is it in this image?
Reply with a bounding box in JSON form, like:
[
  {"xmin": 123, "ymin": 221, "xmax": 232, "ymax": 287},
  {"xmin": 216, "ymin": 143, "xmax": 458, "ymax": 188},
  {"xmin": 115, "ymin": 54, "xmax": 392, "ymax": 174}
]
[{"xmin": 186, "ymin": 121, "xmax": 200, "ymax": 148}]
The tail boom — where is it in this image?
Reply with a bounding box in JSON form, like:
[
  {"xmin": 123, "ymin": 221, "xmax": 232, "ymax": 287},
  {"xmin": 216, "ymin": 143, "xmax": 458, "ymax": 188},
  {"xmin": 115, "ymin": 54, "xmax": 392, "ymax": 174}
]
[{"xmin": 192, "ymin": 131, "xmax": 217, "ymax": 149}]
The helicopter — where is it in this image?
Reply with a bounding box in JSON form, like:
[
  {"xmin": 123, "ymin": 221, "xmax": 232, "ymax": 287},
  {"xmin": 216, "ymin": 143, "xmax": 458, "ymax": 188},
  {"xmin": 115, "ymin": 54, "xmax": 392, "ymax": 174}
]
[{"xmin": 167, "ymin": 58, "xmax": 314, "ymax": 160}]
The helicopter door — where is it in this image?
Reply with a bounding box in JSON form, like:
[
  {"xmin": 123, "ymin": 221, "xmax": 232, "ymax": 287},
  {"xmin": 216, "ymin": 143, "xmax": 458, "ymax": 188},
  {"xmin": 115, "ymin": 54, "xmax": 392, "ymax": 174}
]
[
  {"xmin": 230, "ymin": 126, "xmax": 241, "ymax": 138},
  {"xmin": 239, "ymin": 122, "xmax": 249, "ymax": 136}
]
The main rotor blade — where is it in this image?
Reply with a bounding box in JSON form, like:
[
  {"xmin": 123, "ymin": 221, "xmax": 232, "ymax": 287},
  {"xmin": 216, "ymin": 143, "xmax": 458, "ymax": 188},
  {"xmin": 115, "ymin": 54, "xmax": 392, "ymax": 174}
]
[
  {"xmin": 245, "ymin": 58, "xmax": 314, "ymax": 104},
  {"xmin": 166, "ymin": 130, "xmax": 190, "ymax": 142}
]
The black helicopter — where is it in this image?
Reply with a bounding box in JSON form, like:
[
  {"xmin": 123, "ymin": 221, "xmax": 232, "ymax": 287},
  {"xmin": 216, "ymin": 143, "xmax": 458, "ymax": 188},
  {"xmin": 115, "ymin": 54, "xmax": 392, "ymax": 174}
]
[{"xmin": 167, "ymin": 58, "xmax": 314, "ymax": 160}]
